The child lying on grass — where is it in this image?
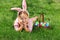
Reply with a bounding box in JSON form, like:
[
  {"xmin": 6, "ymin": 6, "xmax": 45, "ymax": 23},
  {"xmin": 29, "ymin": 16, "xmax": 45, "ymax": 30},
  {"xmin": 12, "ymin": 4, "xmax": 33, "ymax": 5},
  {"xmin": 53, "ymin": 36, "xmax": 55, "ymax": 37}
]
[{"xmin": 11, "ymin": 0, "xmax": 38, "ymax": 32}]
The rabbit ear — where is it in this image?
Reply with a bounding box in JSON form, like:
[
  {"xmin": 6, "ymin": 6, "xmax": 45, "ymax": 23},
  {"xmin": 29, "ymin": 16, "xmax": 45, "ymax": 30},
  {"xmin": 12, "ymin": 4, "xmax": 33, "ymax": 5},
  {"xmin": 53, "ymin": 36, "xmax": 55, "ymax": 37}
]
[
  {"xmin": 22, "ymin": 0, "xmax": 27, "ymax": 10},
  {"xmin": 11, "ymin": 8, "xmax": 22, "ymax": 12}
]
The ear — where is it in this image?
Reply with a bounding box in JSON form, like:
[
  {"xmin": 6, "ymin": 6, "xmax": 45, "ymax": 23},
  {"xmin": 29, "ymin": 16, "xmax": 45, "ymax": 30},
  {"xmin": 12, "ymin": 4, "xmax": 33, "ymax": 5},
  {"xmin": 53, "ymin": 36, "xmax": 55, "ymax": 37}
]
[
  {"xmin": 11, "ymin": 8, "xmax": 22, "ymax": 12},
  {"xmin": 22, "ymin": 0, "xmax": 27, "ymax": 10}
]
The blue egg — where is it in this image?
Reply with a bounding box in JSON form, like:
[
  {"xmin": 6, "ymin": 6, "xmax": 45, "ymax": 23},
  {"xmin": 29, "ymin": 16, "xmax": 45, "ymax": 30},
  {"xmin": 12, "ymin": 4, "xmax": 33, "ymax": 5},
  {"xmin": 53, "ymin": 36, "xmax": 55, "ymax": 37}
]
[
  {"xmin": 35, "ymin": 23, "xmax": 38, "ymax": 26},
  {"xmin": 45, "ymin": 23, "xmax": 49, "ymax": 27},
  {"xmin": 34, "ymin": 21, "xmax": 39, "ymax": 26},
  {"xmin": 34, "ymin": 23, "xmax": 38, "ymax": 26}
]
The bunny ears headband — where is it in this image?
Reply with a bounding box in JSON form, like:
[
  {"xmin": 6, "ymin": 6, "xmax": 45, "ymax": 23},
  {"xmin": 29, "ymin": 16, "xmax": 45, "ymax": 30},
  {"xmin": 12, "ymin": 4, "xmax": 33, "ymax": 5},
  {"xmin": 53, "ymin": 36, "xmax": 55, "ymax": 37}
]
[{"xmin": 11, "ymin": 0, "xmax": 29, "ymax": 15}]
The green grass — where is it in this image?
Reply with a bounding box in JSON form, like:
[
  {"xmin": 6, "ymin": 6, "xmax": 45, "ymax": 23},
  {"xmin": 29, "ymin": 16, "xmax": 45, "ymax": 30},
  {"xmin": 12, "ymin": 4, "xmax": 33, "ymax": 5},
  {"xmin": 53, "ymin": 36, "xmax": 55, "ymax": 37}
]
[{"xmin": 0, "ymin": 0, "xmax": 60, "ymax": 40}]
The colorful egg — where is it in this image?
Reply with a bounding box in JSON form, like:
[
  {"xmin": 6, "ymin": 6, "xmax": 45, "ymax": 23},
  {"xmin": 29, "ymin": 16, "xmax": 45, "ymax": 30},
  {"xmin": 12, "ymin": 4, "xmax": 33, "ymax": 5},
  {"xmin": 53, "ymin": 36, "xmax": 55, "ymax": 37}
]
[
  {"xmin": 35, "ymin": 23, "xmax": 38, "ymax": 26},
  {"xmin": 42, "ymin": 23, "xmax": 45, "ymax": 26},
  {"xmin": 40, "ymin": 22, "xmax": 43, "ymax": 24},
  {"xmin": 34, "ymin": 21, "xmax": 39, "ymax": 26},
  {"xmin": 45, "ymin": 22, "xmax": 49, "ymax": 27},
  {"xmin": 39, "ymin": 24, "xmax": 42, "ymax": 27},
  {"xmin": 36, "ymin": 21, "xmax": 39, "ymax": 24}
]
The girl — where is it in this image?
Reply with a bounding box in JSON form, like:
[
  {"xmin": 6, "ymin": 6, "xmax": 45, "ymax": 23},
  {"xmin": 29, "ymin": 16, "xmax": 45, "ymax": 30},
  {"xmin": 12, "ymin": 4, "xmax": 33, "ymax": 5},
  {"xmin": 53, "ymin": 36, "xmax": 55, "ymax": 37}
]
[{"xmin": 11, "ymin": 0, "xmax": 38, "ymax": 32}]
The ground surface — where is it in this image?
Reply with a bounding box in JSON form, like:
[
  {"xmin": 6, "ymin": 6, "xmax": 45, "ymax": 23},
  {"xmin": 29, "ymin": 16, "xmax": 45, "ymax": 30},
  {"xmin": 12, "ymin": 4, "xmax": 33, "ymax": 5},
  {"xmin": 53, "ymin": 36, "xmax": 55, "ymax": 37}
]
[{"xmin": 0, "ymin": 0, "xmax": 60, "ymax": 40}]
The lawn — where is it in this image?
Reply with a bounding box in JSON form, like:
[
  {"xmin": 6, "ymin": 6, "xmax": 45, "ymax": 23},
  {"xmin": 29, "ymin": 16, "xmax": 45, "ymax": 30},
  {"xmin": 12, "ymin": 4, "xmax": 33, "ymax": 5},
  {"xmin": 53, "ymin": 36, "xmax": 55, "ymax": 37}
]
[{"xmin": 0, "ymin": 0, "xmax": 60, "ymax": 40}]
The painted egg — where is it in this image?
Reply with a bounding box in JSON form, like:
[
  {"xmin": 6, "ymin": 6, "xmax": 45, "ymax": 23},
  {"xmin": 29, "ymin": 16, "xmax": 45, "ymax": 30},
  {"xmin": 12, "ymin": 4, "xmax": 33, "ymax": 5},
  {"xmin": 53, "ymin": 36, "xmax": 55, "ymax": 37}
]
[
  {"xmin": 39, "ymin": 24, "xmax": 42, "ymax": 28},
  {"xmin": 36, "ymin": 21, "xmax": 39, "ymax": 24},
  {"xmin": 45, "ymin": 22, "xmax": 49, "ymax": 27},
  {"xmin": 42, "ymin": 23, "xmax": 45, "ymax": 26},
  {"xmin": 35, "ymin": 23, "xmax": 38, "ymax": 26},
  {"xmin": 34, "ymin": 21, "xmax": 39, "ymax": 26},
  {"xmin": 40, "ymin": 22, "xmax": 43, "ymax": 24}
]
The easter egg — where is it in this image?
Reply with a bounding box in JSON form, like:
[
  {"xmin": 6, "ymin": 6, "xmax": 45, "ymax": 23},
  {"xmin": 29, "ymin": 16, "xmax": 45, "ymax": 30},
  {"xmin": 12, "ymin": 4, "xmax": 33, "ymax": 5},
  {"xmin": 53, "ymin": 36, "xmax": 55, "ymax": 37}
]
[
  {"xmin": 45, "ymin": 22, "xmax": 49, "ymax": 27},
  {"xmin": 35, "ymin": 23, "xmax": 38, "ymax": 26},
  {"xmin": 40, "ymin": 22, "xmax": 43, "ymax": 24},
  {"xmin": 42, "ymin": 23, "xmax": 45, "ymax": 26},
  {"xmin": 39, "ymin": 24, "xmax": 42, "ymax": 26},
  {"xmin": 36, "ymin": 21, "xmax": 39, "ymax": 24},
  {"xmin": 39, "ymin": 24, "xmax": 42, "ymax": 28},
  {"xmin": 34, "ymin": 21, "xmax": 39, "ymax": 26}
]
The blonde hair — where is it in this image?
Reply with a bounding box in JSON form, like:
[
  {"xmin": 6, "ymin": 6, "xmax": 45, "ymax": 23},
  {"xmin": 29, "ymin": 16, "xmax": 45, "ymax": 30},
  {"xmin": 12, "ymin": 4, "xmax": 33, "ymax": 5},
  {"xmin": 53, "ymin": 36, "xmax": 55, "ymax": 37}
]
[{"xmin": 18, "ymin": 10, "xmax": 29, "ymax": 17}]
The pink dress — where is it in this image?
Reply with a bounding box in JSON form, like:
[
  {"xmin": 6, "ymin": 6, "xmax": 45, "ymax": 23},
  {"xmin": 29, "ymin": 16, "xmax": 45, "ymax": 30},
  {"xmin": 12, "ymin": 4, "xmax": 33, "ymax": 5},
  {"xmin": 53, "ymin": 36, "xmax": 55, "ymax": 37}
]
[
  {"xmin": 14, "ymin": 18, "xmax": 19, "ymax": 31},
  {"xmin": 14, "ymin": 17, "xmax": 37, "ymax": 32},
  {"xmin": 14, "ymin": 18, "xmax": 33, "ymax": 31},
  {"xmin": 28, "ymin": 18, "xmax": 34, "ymax": 32}
]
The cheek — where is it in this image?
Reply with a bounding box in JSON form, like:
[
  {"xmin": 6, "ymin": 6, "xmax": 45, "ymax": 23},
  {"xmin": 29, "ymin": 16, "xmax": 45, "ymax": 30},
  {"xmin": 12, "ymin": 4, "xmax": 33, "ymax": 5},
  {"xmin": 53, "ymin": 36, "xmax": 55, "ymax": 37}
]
[{"xmin": 20, "ymin": 14, "xmax": 24, "ymax": 17}]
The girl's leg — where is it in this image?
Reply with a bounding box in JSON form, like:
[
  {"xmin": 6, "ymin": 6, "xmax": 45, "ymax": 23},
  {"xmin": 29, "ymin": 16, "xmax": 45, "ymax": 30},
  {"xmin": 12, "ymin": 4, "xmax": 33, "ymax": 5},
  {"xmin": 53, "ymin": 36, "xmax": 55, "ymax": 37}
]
[
  {"xmin": 30, "ymin": 16, "xmax": 38, "ymax": 22},
  {"xmin": 28, "ymin": 16, "xmax": 38, "ymax": 32}
]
